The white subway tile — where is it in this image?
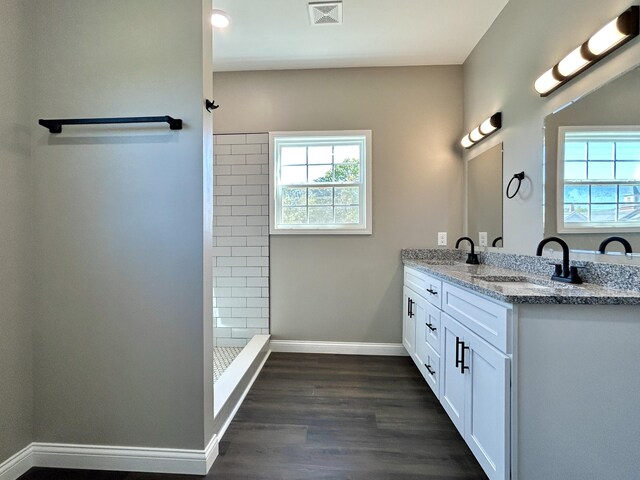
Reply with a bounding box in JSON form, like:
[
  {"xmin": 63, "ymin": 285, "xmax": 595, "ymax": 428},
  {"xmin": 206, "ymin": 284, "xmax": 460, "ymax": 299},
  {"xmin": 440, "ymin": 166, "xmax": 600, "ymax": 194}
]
[
  {"xmin": 261, "ymin": 164, "xmax": 269, "ymax": 175},
  {"xmin": 232, "ymin": 144, "xmax": 262, "ymax": 155},
  {"xmin": 247, "ymin": 256, "xmax": 268, "ymax": 267},
  {"xmin": 232, "ymin": 206, "xmax": 262, "ymax": 216},
  {"xmin": 232, "ymin": 226, "xmax": 262, "ymax": 236},
  {"xmin": 217, "ymin": 236, "xmax": 247, "ymax": 247},
  {"xmin": 246, "ymin": 133, "xmax": 269, "ymax": 144},
  {"xmin": 212, "ymin": 287, "xmax": 231, "ymax": 297},
  {"xmin": 246, "ymin": 277, "xmax": 268, "ymax": 287},
  {"xmin": 232, "ymin": 308, "xmax": 263, "ymax": 318},
  {"xmin": 216, "ymin": 338, "xmax": 248, "ymax": 347},
  {"xmin": 247, "ymin": 298, "xmax": 269, "ymax": 308},
  {"xmin": 216, "ymin": 195, "xmax": 247, "ymax": 206},
  {"xmin": 262, "ymin": 308, "xmax": 270, "ymax": 317},
  {"xmin": 261, "ymin": 226, "xmax": 269, "ymax": 236},
  {"xmin": 232, "ymin": 246, "xmax": 262, "ymax": 257},
  {"xmin": 261, "ymin": 185, "xmax": 269, "ymax": 195},
  {"xmin": 211, "ymin": 246, "xmax": 231, "ymax": 257},
  {"xmin": 247, "ymin": 195, "xmax": 268, "ymax": 206},
  {"xmin": 246, "ymin": 154, "xmax": 268, "ymax": 165},
  {"xmin": 232, "ymin": 287, "xmax": 262, "ymax": 298},
  {"xmin": 216, "ymin": 134, "xmax": 246, "ymax": 145},
  {"xmin": 214, "ymin": 185, "xmax": 231, "ymax": 196},
  {"xmin": 246, "ymin": 174, "xmax": 269, "ymax": 185},
  {"xmin": 214, "ymin": 144, "xmax": 231, "ymax": 155},
  {"xmin": 262, "ymin": 288, "xmax": 269, "ymax": 297},
  {"xmin": 217, "ymin": 297, "xmax": 246, "ymax": 308},
  {"xmin": 217, "ymin": 277, "xmax": 247, "ymax": 287},
  {"xmin": 213, "ymin": 206, "xmax": 231, "ymax": 216},
  {"xmin": 247, "ymin": 216, "xmax": 268, "ymax": 226},
  {"xmin": 261, "ymin": 206, "xmax": 269, "ymax": 216},
  {"xmin": 213, "ymin": 266, "xmax": 232, "ymax": 277},
  {"xmin": 213, "ymin": 226, "xmax": 232, "ymax": 237},
  {"xmin": 216, "ymin": 154, "xmax": 246, "ymax": 165},
  {"xmin": 232, "ymin": 164, "xmax": 263, "ymax": 175},
  {"xmin": 216, "ymin": 317, "xmax": 247, "ymax": 328},
  {"xmin": 215, "ymin": 327, "xmax": 232, "ymax": 338},
  {"xmin": 262, "ymin": 267, "xmax": 269, "ymax": 277},
  {"xmin": 261, "ymin": 247, "xmax": 269, "ymax": 256},
  {"xmin": 232, "ymin": 328, "xmax": 263, "ymax": 338},
  {"xmin": 232, "ymin": 185, "xmax": 262, "ymax": 196},
  {"xmin": 218, "ymin": 257, "xmax": 247, "ymax": 267},
  {"xmin": 262, "ymin": 144, "xmax": 269, "ymax": 154},
  {"xmin": 232, "ymin": 266, "xmax": 262, "ymax": 277},
  {"xmin": 213, "ymin": 307, "xmax": 232, "ymax": 318},
  {"xmin": 217, "ymin": 175, "xmax": 246, "ymax": 186},
  {"xmin": 246, "ymin": 236, "xmax": 268, "ymax": 247},
  {"xmin": 214, "ymin": 165, "xmax": 231, "ymax": 176},
  {"xmin": 216, "ymin": 216, "xmax": 247, "ymax": 226},
  {"xmin": 246, "ymin": 317, "xmax": 269, "ymax": 328}
]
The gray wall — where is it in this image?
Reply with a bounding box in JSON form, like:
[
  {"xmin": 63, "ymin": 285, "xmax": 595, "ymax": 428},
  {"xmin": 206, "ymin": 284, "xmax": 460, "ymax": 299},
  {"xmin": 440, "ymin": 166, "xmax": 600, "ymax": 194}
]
[
  {"xmin": 0, "ymin": 0, "xmax": 35, "ymax": 463},
  {"xmin": 544, "ymin": 67, "xmax": 640, "ymax": 251},
  {"xmin": 213, "ymin": 66, "xmax": 463, "ymax": 343},
  {"xmin": 30, "ymin": 0, "xmax": 214, "ymax": 450},
  {"xmin": 463, "ymin": 0, "xmax": 640, "ymax": 256}
]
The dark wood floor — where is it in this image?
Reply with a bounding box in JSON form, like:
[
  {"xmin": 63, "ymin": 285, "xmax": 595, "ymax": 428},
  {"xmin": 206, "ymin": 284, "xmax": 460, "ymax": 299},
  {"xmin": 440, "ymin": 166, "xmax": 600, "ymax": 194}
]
[{"xmin": 20, "ymin": 353, "xmax": 487, "ymax": 480}]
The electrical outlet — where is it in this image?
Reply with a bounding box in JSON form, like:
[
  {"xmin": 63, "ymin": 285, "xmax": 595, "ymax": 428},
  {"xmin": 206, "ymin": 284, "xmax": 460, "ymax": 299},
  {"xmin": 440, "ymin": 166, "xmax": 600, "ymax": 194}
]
[
  {"xmin": 438, "ymin": 232, "xmax": 447, "ymax": 246},
  {"xmin": 479, "ymin": 232, "xmax": 488, "ymax": 247}
]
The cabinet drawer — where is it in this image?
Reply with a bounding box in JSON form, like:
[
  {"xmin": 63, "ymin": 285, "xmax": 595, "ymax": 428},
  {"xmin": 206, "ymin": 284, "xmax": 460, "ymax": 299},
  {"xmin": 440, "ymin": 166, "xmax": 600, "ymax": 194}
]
[
  {"xmin": 441, "ymin": 282, "xmax": 510, "ymax": 353},
  {"xmin": 425, "ymin": 303, "xmax": 441, "ymax": 353},
  {"xmin": 420, "ymin": 341, "xmax": 440, "ymax": 398},
  {"xmin": 404, "ymin": 267, "xmax": 442, "ymax": 309}
]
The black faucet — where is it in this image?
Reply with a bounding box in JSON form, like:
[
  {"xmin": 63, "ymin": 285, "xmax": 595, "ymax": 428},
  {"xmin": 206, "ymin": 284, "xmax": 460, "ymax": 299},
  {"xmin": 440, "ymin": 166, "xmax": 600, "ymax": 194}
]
[
  {"xmin": 455, "ymin": 237, "xmax": 480, "ymax": 265},
  {"xmin": 598, "ymin": 236, "xmax": 633, "ymax": 255},
  {"xmin": 535, "ymin": 236, "xmax": 582, "ymax": 284}
]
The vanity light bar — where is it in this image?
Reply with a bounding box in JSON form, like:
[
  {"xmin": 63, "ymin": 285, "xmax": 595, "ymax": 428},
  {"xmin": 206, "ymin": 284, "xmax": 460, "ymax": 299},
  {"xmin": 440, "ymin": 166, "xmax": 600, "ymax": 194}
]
[
  {"xmin": 460, "ymin": 112, "xmax": 502, "ymax": 149},
  {"xmin": 535, "ymin": 6, "xmax": 639, "ymax": 97}
]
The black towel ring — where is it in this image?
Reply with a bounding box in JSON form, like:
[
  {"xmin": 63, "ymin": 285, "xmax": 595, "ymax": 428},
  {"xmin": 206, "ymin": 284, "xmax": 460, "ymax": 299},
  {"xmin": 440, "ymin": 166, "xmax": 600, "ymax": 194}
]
[{"xmin": 506, "ymin": 172, "xmax": 525, "ymax": 199}]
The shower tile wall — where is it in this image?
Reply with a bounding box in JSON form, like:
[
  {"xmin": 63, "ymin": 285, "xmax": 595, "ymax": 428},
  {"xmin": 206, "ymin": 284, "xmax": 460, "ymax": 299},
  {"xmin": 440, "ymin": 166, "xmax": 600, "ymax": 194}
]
[{"xmin": 213, "ymin": 133, "xmax": 270, "ymax": 347}]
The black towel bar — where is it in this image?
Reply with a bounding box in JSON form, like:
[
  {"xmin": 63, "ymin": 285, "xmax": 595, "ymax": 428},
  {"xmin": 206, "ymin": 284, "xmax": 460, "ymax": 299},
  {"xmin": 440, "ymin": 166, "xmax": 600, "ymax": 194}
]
[{"xmin": 39, "ymin": 116, "xmax": 182, "ymax": 133}]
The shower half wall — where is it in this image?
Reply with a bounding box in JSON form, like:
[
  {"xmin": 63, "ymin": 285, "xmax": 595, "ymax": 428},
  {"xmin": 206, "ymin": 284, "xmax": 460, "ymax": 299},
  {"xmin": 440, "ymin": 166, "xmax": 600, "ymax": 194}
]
[{"xmin": 212, "ymin": 133, "xmax": 270, "ymax": 350}]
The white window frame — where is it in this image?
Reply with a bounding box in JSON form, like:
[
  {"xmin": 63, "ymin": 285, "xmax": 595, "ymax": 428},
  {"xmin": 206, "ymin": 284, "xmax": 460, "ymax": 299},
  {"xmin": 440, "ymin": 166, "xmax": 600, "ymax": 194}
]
[
  {"xmin": 269, "ymin": 130, "xmax": 372, "ymax": 235},
  {"xmin": 557, "ymin": 125, "xmax": 640, "ymax": 233}
]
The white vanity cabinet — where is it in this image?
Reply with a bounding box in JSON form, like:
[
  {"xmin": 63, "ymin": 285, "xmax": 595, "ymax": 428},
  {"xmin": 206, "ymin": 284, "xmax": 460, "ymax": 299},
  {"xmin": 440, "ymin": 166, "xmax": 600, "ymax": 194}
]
[{"xmin": 403, "ymin": 266, "xmax": 511, "ymax": 480}]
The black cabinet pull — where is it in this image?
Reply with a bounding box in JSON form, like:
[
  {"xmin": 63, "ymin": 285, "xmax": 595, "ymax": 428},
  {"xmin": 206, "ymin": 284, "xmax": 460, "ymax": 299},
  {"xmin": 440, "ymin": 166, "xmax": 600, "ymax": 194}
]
[
  {"xmin": 459, "ymin": 341, "xmax": 470, "ymax": 374},
  {"xmin": 408, "ymin": 298, "xmax": 414, "ymax": 318},
  {"xmin": 426, "ymin": 288, "xmax": 438, "ymax": 295},
  {"xmin": 455, "ymin": 337, "xmax": 461, "ymax": 368},
  {"xmin": 426, "ymin": 323, "xmax": 437, "ymax": 332},
  {"xmin": 425, "ymin": 364, "xmax": 435, "ymax": 376}
]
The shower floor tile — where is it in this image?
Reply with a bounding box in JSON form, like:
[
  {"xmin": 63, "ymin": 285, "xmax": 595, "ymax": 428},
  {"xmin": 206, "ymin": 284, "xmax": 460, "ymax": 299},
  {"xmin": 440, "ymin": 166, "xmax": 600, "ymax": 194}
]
[{"xmin": 214, "ymin": 346, "xmax": 243, "ymax": 382}]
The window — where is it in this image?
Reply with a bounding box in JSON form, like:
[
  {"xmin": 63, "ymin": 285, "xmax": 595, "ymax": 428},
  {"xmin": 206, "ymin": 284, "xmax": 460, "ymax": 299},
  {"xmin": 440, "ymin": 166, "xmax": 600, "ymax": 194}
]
[
  {"xmin": 558, "ymin": 126, "xmax": 640, "ymax": 232},
  {"xmin": 269, "ymin": 131, "xmax": 372, "ymax": 234}
]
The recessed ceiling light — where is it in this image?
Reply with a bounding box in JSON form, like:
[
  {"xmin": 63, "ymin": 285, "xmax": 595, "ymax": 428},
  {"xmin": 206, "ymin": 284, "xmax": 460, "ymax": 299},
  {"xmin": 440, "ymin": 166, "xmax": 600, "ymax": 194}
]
[{"xmin": 211, "ymin": 9, "xmax": 230, "ymax": 29}]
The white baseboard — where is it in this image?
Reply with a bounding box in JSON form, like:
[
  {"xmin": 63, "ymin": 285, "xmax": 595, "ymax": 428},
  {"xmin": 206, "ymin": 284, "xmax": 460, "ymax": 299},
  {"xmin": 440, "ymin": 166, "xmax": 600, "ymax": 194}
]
[
  {"xmin": 269, "ymin": 340, "xmax": 408, "ymax": 356},
  {"xmin": 0, "ymin": 436, "xmax": 218, "ymax": 480},
  {"xmin": 0, "ymin": 445, "xmax": 33, "ymax": 480}
]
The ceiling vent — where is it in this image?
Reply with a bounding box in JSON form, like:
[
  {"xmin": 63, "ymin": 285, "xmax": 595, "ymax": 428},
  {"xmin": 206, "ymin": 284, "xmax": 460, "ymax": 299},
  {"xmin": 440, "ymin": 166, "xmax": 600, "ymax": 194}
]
[{"xmin": 308, "ymin": 1, "xmax": 342, "ymax": 26}]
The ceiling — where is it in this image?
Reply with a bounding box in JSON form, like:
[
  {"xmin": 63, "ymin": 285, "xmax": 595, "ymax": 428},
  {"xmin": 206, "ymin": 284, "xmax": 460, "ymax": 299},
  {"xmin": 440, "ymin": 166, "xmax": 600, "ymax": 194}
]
[{"xmin": 212, "ymin": 0, "xmax": 509, "ymax": 72}]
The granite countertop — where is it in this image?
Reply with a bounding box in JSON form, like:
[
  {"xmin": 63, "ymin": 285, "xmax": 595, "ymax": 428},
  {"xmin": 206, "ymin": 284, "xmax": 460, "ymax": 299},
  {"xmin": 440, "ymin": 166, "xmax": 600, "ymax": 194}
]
[{"xmin": 403, "ymin": 259, "xmax": 640, "ymax": 305}]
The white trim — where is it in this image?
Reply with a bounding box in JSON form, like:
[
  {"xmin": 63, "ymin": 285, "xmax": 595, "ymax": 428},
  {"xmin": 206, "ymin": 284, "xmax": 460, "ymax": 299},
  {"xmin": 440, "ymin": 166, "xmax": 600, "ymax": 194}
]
[
  {"xmin": 0, "ymin": 445, "xmax": 33, "ymax": 480},
  {"xmin": 0, "ymin": 438, "xmax": 218, "ymax": 480},
  {"xmin": 269, "ymin": 340, "xmax": 408, "ymax": 356},
  {"xmin": 214, "ymin": 334, "xmax": 270, "ymax": 416},
  {"xmin": 217, "ymin": 350, "xmax": 271, "ymax": 441}
]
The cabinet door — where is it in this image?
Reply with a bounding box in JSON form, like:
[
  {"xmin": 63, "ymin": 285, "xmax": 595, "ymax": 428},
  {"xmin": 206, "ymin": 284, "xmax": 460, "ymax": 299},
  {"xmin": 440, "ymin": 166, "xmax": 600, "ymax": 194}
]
[
  {"xmin": 465, "ymin": 332, "xmax": 510, "ymax": 480},
  {"xmin": 402, "ymin": 287, "xmax": 416, "ymax": 357},
  {"xmin": 425, "ymin": 302, "xmax": 441, "ymax": 353},
  {"xmin": 440, "ymin": 312, "xmax": 467, "ymax": 435}
]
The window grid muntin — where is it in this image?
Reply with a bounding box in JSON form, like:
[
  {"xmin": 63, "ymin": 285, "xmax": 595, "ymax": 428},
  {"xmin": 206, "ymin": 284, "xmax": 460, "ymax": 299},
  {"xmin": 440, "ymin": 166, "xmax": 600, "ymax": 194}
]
[
  {"xmin": 561, "ymin": 128, "xmax": 640, "ymax": 230},
  {"xmin": 274, "ymin": 135, "xmax": 367, "ymax": 230}
]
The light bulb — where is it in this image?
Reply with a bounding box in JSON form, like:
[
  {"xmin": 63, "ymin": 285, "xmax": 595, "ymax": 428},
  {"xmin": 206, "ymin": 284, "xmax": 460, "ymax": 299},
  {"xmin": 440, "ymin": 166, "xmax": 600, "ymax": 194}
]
[
  {"xmin": 460, "ymin": 135, "xmax": 474, "ymax": 148},
  {"xmin": 469, "ymin": 127, "xmax": 483, "ymax": 143},
  {"xmin": 534, "ymin": 68, "xmax": 561, "ymax": 94},
  {"xmin": 479, "ymin": 117, "xmax": 497, "ymax": 135},
  {"xmin": 557, "ymin": 46, "xmax": 590, "ymax": 77},
  {"xmin": 588, "ymin": 17, "xmax": 626, "ymax": 56},
  {"xmin": 211, "ymin": 9, "xmax": 230, "ymax": 29}
]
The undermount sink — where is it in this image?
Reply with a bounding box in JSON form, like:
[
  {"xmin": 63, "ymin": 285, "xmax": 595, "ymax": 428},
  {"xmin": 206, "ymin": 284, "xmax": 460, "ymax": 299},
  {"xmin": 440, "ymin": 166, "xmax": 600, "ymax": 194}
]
[{"xmin": 471, "ymin": 274, "xmax": 576, "ymax": 290}]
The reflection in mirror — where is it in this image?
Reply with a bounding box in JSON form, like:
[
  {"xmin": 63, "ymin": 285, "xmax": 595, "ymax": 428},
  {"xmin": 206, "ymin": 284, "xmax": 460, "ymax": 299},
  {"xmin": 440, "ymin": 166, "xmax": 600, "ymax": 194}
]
[
  {"xmin": 544, "ymin": 66, "xmax": 640, "ymax": 255},
  {"xmin": 467, "ymin": 143, "xmax": 503, "ymax": 248}
]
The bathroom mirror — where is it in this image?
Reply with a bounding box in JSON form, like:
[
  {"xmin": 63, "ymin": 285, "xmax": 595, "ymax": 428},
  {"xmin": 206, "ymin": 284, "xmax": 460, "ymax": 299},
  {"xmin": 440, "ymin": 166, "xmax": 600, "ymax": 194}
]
[
  {"xmin": 543, "ymin": 65, "xmax": 640, "ymax": 254},
  {"xmin": 467, "ymin": 143, "xmax": 503, "ymax": 248}
]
